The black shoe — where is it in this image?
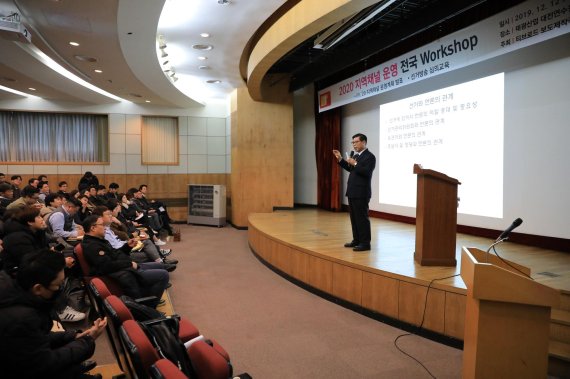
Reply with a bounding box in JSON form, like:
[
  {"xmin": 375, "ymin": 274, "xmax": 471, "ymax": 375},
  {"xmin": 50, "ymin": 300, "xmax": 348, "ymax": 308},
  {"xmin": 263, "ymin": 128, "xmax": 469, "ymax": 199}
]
[
  {"xmin": 344, "ymin": 241, "xmax": 359, "ymax": 248},
  {"xmin": 160, "ymin": 248, "xmax": 172, "ymax": 257},
  {"xmin": 80, "ymin": 360, "xmax": 97, "ymax": 373},
  {"xmin": 353, "ymin": 245, "xmax": 371, "ymax": 252},
  {"xmin": 162, "ymin": 258, "xmax": 178, "ymax": 265},
  {"xmin": 164, "ymin": 264, "xmax": 177, "ymax": 272}
]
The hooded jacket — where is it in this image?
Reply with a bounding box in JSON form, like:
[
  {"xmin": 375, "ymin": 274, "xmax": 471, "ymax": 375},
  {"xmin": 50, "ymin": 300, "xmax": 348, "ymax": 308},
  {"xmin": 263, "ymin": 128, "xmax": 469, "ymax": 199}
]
[
  {"xmin": 2, "ymin": 219, "xmax": 49, "ymax": 272},
  {"xmin": 0, "ymin": 271, "xmax": 95, "ymax": 379}
]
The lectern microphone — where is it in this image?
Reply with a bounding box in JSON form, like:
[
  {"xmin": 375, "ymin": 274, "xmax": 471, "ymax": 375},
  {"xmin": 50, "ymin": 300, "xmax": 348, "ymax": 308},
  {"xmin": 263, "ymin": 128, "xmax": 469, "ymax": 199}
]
[{"xmin": 496, "ymin": 218, "xmax": 523, "ymax": 242}]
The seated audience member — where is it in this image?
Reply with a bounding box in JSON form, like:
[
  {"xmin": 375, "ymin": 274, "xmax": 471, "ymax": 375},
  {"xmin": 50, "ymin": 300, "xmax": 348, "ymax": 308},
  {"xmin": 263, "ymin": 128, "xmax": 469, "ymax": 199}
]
[
  {"xmin": 10, "ymin": 175, "xmax": 22, "ymax": 199},
  {"xmin": 28, "ymin": 177, "xmax": 39, "ymax": 188},
  {"xmin": 2, "ymin": 207, "xmax": 85, "ymax": 322},
  {"xmin": 139, "ymin": 184, "xmax": 175, "ymax": 233},
  {"xmin": 91, "ymin": 206, "xmax": 177, "ymax": 269},
  {"xmin": 76, "ymin": 194, "xmax": 94, "ymax": 223},
  {"xmin": 58, "ymin": 181, "xmax": 69, "ymax": 195},
  {"xmin": 41, "ymin": 192, "xmax": 65, "ymax": 221},
  {"xmin": 48, "ymin": 197, "xmax": 84, "ymax": 240},
  {"xmin": 0, "ymin": 173, "xmax": 5, "ymax": 184},
  {"xmin": 0, "ymin": 183, "xmax": 14, "ymax": 217},
  {"xmin": 90, "ymin": 185, "xmax": 108, "ymax": 206},
  {"xmin": 37, "ymin": 174, "xmax": 48, "ymax": 183},
  {"xmin": 121, "ymin": 192, "xmax": 166, "ymax": 246},
  {"xmin": 81, "ymin": 215, "xmax": 169, "ymax": 306},
  {"xmin": 78, "ymin": 171, "xmax": 99, "ymax": 192},
  {"xmin": 106, "ymin": 182, "xmax": 120, "ymax": 200},
  {"xmin": 6, "ymin": 185, "xmax": 43, "ymax": 211},
  {"xmin": 38, "ymin": 181, "xmax": 51, "ymax": 203},
  {"xmin": 0, "ymin": 250, "xmax": 105, "ymax": 379}
]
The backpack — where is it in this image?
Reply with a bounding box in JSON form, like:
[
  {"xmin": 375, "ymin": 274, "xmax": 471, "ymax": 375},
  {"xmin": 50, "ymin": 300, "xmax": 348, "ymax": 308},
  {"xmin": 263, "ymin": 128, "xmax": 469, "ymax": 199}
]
[
  {"xmin": 120, "ymin": 295, "xmax": 164, "ymax": 321},
  {"xmin": 142, "ymin": 316, "xmax": 194, "ymax": 377}
]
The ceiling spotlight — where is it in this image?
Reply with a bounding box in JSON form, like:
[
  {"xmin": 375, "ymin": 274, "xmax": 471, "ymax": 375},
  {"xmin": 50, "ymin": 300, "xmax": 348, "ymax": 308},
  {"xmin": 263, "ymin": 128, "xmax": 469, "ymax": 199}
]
[
  {"xmin": 172, "ymin": 77, "xmax": 178, "ymax": 82},
  {"xmin": 74, "ymin": 55, "xmax": 97, "ymax": 62},
  {"xmin": 169, "ymin": 71, "xmax": 176, "ymax": 77},
  {"xmin": 145, "ymin": 100, "xmax": 151, "ymax": 103},
  {"xmin": 158, "ymin": 35, "xmax": 167, "ymax": 49},
  {"xmin": 217, "ymin": 0, "xmax": 230, "ymax": 4},
  {"xmin": 198, "ymin": 65, "xmax": 210, "ymax": 70},
  {"xmin": 192, "ymin": 44, "xmax": 213, "ymax": 51},
  {"xmin": 161, "ymin": 50, "xmax": 168, "ymax": 58},
  {"xmin": 197, "ymin": 56, "xmax": 207, "ymax": 60},
  {"xmin": 69, "ymin": 41, "xmax": 79, "ymax": 46},
  {"xmin": 200, "ymin": 33, "xmax": 210, "ymax": 38},
  {"xmin": 206, "ymin": 80, "xmax": 222, "ymax": 84},
  {"xmin": 28, "ymin": 87, "xmax": 37, "ymax": 91},
  {"xmin": 162, "ymin": 60, "xmax": 169, "ymax": 65},
  {"xmin": 94, "ymin": 69, "xmax": 102, "ymax": 73}
]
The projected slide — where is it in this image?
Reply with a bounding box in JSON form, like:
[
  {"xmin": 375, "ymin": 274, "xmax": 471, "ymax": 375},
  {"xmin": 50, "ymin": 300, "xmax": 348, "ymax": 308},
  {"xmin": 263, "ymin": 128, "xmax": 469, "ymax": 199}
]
[{"xmin": 379, "ymin": 73, "xmax": 504, "ymax": 218}]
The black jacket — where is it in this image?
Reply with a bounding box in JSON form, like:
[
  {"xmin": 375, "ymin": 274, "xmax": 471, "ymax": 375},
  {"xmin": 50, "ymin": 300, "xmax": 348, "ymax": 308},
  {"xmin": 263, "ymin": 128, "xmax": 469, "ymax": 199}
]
[
  {"xmin": 338, "ymin": 149, "xmax": 376, "ymax": 199},
  {"xmin": 81, "ymin": 234, "xmax": 132, "ymax": 276},
  {"xmin": 2, "ymin": 220, "xmax": 49, "ymax": 272},
  {"xmin": 0, "ymin": 271, "xmax": 95, "ymax": 379}
]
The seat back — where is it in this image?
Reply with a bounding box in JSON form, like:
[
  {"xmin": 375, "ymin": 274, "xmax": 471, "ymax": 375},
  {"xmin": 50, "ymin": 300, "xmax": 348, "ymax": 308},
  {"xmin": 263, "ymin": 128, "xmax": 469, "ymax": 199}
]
[
  {"xmin": 103, "ymin": 295, "xmax": 136, "ymax": 378},
  {"xmin": 120, "ymin": 319, "xmax": 161, "ymax": 379},
  {"xmin": 150, "ymin": 359, "xmax": 189, "ymax": 379},
  {"xmin": 187, "ymin": 340, "xmax": 232, "ymax": 379},
  {"xmin": 75, "ymin": 243, "xmax": 124, "ymax": 294}
]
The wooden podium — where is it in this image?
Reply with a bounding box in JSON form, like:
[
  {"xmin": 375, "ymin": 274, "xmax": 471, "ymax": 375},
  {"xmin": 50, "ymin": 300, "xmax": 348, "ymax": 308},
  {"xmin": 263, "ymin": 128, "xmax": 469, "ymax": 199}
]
[
  {"xmin": 461, "ymin": 247, "xmax": 560, "ymax": 379},
  {"xmin": 413, "ymin": 164, "xmax": 460, "ymax": 266}
]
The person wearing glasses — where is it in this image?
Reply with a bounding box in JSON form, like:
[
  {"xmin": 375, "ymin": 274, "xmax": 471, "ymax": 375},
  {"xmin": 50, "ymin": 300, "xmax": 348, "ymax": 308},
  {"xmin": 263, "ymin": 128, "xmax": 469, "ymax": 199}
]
[
  {"xmin": 332, "ymin": 133, "xmax": 376, "ymax": 252},
  {"xmin": 0, "ymin": 249, "xmax": 106, "ymax": 379}
]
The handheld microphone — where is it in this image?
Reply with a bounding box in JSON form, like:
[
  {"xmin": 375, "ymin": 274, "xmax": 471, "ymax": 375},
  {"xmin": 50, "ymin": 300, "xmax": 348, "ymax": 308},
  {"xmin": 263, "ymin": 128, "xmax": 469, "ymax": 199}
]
[
  {"xmin": 496, "ymin": 218, "xmax": 523, "ymax": 241},
  {"xmin": 349, "ymin": 151, "xmax": 354, "ymax": 159}
]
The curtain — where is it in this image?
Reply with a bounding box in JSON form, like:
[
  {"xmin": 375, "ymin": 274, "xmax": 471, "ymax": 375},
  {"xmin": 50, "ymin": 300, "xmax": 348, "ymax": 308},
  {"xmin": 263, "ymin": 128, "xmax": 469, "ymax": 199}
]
[
  {"xmin": 141, "ymin": 116, "xmax": 178, "ymax": 164},
  {"xmin": 314, "ymin": 88, "xmax": 342, "ymax": 211},
  {"xmin": 0, "ymin": 111, "xmax": 108, "ymax": 162}
]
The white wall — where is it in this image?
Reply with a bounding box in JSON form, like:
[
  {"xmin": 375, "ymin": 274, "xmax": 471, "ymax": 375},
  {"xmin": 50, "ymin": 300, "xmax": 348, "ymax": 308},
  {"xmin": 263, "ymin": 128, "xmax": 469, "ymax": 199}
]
[
  {"xmin": 0, "ymin": 98, "xmax": 231, "ymax": 177},
  {"xmin": 294, "ymin": 33, "xmax": 570, "ymax": 239}
]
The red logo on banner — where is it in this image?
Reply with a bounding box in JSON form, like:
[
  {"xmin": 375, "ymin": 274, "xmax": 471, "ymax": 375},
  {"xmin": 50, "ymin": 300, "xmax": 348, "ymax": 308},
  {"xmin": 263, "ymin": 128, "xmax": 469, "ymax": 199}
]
[{"xmin": 319, "ymin": 91, "xmax": 331, "ymax": 108}]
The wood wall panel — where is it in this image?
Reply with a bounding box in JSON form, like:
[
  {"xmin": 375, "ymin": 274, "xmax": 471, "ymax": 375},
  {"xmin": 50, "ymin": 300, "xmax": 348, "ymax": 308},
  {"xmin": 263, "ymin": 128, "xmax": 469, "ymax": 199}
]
[
  {"xmin": 422, "ymin": 287, "xmax": 446, "ymax": 334},
  {"xmin": 332, "ymin": 263, "xmax": 362, "ymax": 305},
  {"xmin": 230, "ymin": 87, "xmax": 293, "ymax": 228},
  {"xmin": 290, "ymin": 249, "xmax": 309, "ymax": 283},
  {"xmin": 399, "ymin": 281, "xmax": 423, "ymax": 326},
  {"xmin": 445, "ymin": 292, "xmax": 466, "ymax": 339},
  {"xmin": 307, "ymin": 255, "xmax": 332, "ymax": 293},
  {"xmin": 362, "ymin": 272, "xmax": 399, "ymax": 319},
  {"xmin": 274, "ymin": 243, "xmax": 292, "ymax": 275}
]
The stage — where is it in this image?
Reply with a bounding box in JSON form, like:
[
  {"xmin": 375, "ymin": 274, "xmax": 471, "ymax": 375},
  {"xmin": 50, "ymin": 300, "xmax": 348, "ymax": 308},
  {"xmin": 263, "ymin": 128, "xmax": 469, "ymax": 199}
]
[{"xmin": 248, "ymin": 209, "xmax": 570, "ymax": 341}]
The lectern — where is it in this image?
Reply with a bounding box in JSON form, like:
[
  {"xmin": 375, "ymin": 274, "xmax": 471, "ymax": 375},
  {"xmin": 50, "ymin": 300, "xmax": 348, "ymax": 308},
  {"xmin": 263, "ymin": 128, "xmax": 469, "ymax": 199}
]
[
  {"xmin": 413, "ymin": 164, "xmax": 460, "ymax": 266},
  {"xmin": 460, "ymin": 247, "xmax": 560, "ymax": 379}
]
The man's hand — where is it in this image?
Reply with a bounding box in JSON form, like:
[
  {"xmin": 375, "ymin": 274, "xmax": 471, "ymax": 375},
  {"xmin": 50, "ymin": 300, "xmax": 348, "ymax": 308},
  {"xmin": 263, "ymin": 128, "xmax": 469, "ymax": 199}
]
[
  {"xmin": 332, "ymin": 150, "xmax": 342, "ymax": 161},
  {"xmin": 75, "ymin": 225, "xmax": 85, "ymax": 236},
  {"xmin": 65, "ymin": 257, "xmax": 75, "ymax": 268},
  {"xmin": 76, "ymin": 317, "xmax": 107, "ymax": 340},
  {"xmin": 127, "ymin": 239, "xmax": 137, "ymax": 248},
  {"xmin": 131, "ymin": 261, "xmax": 138, "ymax": 270}
]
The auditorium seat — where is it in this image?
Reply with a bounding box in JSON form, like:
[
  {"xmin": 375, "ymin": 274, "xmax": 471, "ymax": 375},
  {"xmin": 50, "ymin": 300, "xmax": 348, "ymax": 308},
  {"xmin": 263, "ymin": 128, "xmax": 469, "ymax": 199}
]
[{"xmin": 150, "ymin": 359, "xmax": 189, "ymax": 379}]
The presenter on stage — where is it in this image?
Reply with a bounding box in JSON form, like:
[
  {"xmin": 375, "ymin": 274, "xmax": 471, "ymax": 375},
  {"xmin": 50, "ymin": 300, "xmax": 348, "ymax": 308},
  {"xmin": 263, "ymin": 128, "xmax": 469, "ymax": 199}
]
[{"xmin": 333, "ymin": 133, "xmax": 376, "ymax": 252}]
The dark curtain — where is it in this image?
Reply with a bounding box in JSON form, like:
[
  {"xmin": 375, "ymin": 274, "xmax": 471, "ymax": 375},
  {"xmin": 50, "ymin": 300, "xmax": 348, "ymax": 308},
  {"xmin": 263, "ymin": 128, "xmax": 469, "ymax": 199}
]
[{"xmin": 314, "ymin": 88, "xmax": 342, "ymax": 211}]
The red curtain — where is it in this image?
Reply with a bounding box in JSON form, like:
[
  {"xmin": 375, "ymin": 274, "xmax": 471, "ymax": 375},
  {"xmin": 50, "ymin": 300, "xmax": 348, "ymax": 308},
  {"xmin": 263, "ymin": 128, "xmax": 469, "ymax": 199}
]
[{"xmin": 314, "ymin": 91, "xmax": 341, "ymax": 211}]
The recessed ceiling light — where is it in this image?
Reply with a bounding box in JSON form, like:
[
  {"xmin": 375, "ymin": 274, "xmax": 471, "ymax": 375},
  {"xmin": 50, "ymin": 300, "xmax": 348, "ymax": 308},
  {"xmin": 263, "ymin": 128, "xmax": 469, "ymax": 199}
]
[
  {"xmin": 198, "ymin": 65, "xmax": 210, "ymax": 70},
  {"xmin": 28, "ymin": 87, "xmax": 36, "ymax": 91},
  {"xmin": 217, "ymin": 0, "xmax": 230, "ymax": 4},
  {"xmin": 94, "ymin": 69, "xmax": 102, "ymax": 73},
  {"xmin": 130, "ymin": 93, "xmax": 142, "ymax": 98},
  {"xmin": 200, "ymin": 33, "xmax": 210, "ymax": 38},
  {"xmin": 206, "ymin": 80, "xmax": 222, "ymax": 84},
  {"xmin": 197, "ymin": 56, "xmax": 207, "ymax": 60},
  {"xmin": 192, "ymin": 44, "xmax": 213, "ymax": 51},
  {"xmin": 69, "ymin": 41, "xmax": 80, "ymax": 47},
  {"xmin": 74, "ymin": 55, "xmax": 97, "ymax": 63},
  {"xmin": 1, "ymin": 76, "xmax": 16, "ymax": 82},
  {"xmin": 145, "ymin": 100, "xmax": 151, "ymax": 103},
  {"xmin": 162, "ymin": 60, "xmax": 169, "ymax": 65}
]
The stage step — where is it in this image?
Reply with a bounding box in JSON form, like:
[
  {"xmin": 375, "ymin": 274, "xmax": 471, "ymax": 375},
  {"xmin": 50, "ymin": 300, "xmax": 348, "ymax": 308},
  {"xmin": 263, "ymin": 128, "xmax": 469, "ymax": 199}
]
[
  {"xmin": 552, "ymin": 309, "xmax": 570, "ymax": 327},
  {"xmin": 550, "ymin": 340, "xmax": 570, "ymax": 362}
]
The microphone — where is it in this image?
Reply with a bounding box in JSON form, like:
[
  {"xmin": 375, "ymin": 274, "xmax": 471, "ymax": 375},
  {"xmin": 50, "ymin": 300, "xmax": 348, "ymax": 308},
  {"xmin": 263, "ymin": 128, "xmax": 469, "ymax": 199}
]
[
  {"xmin": 349, "ymin": 151, "xmax": 354, "ymax": 159},
  {"xmin": 496, "ymin": 218, "xmax": 523, "ymax": 241}
]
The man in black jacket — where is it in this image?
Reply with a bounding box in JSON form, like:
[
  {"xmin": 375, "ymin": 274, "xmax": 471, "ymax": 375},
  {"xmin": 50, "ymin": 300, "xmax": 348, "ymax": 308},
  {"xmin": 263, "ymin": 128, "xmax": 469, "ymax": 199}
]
[
  {"xmin": 81, "ymin": 215, "xmax": 169, "ymax": 305},
  {"xmin": 0, "ymin": 250, "xmax": 106, "ymax": 379},
  {"xmin": 333, "ymin": 133, "xmax": 377, "ymax": 251}
]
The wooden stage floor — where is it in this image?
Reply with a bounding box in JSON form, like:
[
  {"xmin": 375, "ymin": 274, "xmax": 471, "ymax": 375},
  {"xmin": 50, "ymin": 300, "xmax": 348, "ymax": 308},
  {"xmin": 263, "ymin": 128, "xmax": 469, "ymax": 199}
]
[{"xmin": 248, "ymin": 209, "xmax": 570, "ymax": 341}]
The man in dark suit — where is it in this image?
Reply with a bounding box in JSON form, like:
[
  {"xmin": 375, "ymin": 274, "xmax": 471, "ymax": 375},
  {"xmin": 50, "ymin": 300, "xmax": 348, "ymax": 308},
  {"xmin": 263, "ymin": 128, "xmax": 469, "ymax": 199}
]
[{"xmin": 333, "ymin": 133, "xmax": 376, "ymax": 252}]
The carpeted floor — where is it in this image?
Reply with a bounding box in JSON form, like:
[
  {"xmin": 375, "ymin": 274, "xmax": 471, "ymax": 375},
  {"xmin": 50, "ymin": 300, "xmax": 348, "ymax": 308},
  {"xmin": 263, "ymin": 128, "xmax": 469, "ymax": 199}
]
[{"xmin": 93, "ymin": 224, "xmax": 462, "ymax": 378}]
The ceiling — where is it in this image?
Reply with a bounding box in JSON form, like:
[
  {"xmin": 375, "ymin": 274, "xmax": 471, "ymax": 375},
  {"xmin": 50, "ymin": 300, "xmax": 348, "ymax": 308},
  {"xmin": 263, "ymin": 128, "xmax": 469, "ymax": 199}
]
[{"xmin": 0, "ymin": 0, "xmax": 527, "ymax": 109}]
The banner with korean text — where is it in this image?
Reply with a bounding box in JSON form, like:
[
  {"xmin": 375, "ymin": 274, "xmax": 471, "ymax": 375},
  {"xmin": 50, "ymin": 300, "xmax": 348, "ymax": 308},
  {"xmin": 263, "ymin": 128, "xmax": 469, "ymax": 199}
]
[{"xmin": 318, "ymin": 0, "xmax": 570, "ymax": 112}]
